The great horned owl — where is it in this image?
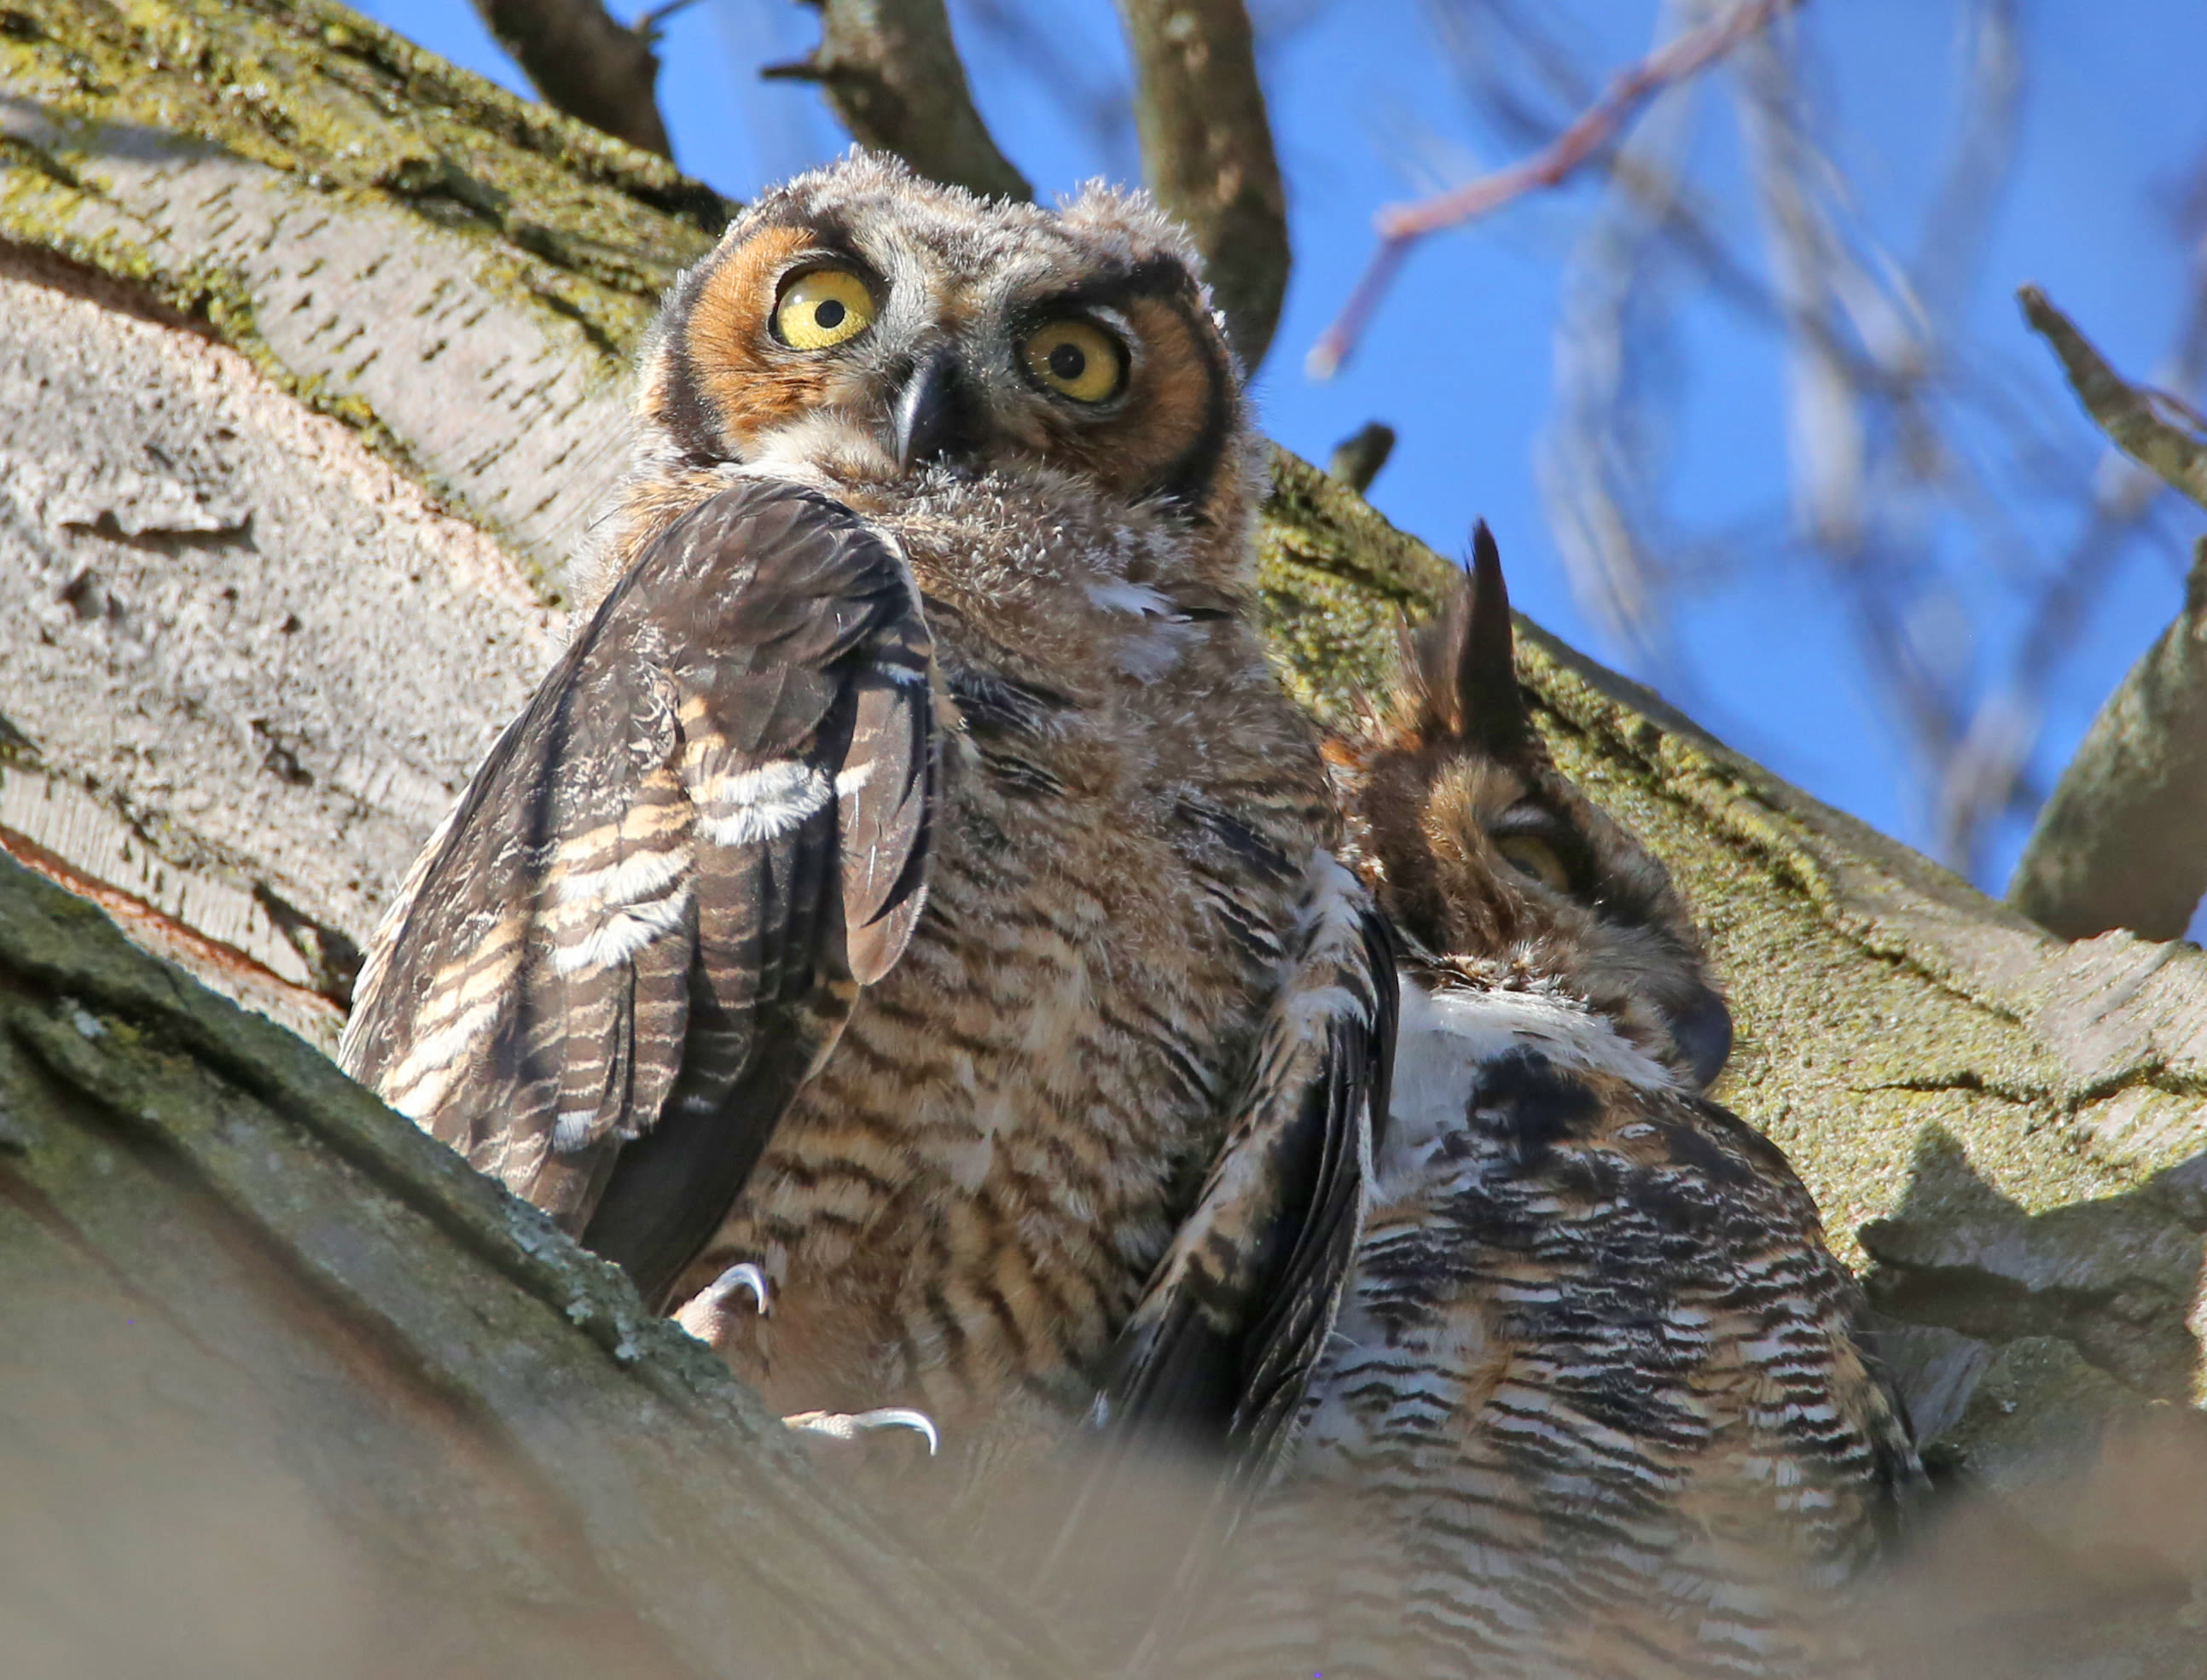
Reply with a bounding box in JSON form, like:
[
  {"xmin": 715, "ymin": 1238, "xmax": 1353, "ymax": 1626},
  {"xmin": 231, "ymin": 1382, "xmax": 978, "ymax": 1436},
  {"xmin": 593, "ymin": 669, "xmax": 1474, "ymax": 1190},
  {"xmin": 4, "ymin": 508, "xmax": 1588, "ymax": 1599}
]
[
  {"xmin": 338, "ymin": 155, "xmax": 1392, "ymax": 1525},
  {"xmin": 1180, "ymin": 530, "xmax": 1922, "ymax": 1679}
]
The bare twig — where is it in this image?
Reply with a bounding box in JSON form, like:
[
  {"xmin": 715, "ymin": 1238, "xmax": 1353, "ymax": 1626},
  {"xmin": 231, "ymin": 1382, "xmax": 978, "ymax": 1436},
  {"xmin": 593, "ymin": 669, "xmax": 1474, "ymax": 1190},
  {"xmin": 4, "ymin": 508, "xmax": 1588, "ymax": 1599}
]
[
  {"xmin": 770, "ymin": 0, "xmax": 1031, "ymax": 201},
  {"xmin": 1310, "ymin": 0, "xmax": 1798, "ymax": 379},
  {"xmin": 2008, "ymin": 540, "xmax": 2207, "ymax": 940},
  {"xmin": 2019, "ymin": 286, "xmax": 2207, "ymax": 510},
  {"xmin": 1116, "ymin": 0, "xmax": 1291, "ymax": 369},
  {"xmin": 1536, "ymin": 0, "xmax": 1706, "ymax": 681},
  {"xmin": 469, "ymin": 0, "xmax": 673, "ymax": 157}
]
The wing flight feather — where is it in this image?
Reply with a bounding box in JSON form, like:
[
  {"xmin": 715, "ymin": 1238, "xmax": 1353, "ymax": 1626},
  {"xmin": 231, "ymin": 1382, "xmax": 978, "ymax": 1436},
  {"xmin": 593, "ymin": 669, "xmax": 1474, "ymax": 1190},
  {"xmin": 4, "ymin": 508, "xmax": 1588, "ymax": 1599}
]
[{"xmin": 341, "ymin": 480, "xmax": 934, "ymax": 1307}]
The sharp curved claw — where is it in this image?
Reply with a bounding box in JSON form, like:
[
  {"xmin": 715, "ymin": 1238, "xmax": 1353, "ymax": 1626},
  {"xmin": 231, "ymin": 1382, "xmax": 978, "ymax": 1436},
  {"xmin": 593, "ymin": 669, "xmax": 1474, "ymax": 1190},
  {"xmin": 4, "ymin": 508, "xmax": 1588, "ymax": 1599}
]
[
  {"xmin": 713, "ymin": 1261, "xmax": 771, "ymax": 1316},
  {"xmin": 783, "ymin": 1407, "xmax": 940, "ymax": 1456},
  {"xmin": 672, "ymin": 1260, "xmax": 771, "ymax": 1342}
]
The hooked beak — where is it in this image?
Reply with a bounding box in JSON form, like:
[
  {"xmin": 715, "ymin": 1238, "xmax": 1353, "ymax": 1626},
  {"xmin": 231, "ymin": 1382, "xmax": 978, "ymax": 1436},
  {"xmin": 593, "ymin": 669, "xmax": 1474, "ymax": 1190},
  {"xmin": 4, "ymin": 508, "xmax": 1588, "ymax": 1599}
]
[
  {"xmin": 1670, "ymin": 983, "xmax": 1734, "ymax": 1093},
  {"xmin": 892, "ymin": 349, "xmax": 970, "ymax": 472}
]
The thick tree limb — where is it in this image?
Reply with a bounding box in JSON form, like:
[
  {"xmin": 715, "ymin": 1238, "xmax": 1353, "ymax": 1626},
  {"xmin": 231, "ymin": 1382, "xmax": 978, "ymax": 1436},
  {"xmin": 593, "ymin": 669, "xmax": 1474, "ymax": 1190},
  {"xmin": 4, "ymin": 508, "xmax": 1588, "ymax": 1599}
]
[
  {"xmin": 769, "ymin": 0, "xmax": 1031, "ymax": 202},
  {"xmin": 1114, "ymin": 0, "xmax": 1290, "ymax": 369},
  {"xmin": 1310, "ymin": 0, "xmax": 1800, "ymax": 379},
  {"xmin": 471, "ymin": 0, "xmax": 676, "ymax": 158},
  {"xmin": 2006, "ymin": 288, "xmax": 2207, "ymax": 939},
  {"xmin": 0, "ymin": 850, "xmax": 1057, "ymax": 1678}
]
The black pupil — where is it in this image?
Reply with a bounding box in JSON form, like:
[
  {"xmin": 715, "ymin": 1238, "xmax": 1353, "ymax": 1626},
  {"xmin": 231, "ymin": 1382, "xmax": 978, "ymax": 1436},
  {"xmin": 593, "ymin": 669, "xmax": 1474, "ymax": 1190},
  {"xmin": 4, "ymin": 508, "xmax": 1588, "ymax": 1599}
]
[
  {"xmin": 1048, "ymin": 341, "xmax": 1088, "ymax": 382},
  {"xmin": 814, "ymin": 298, "xmax": 847, "ymax": 329}
]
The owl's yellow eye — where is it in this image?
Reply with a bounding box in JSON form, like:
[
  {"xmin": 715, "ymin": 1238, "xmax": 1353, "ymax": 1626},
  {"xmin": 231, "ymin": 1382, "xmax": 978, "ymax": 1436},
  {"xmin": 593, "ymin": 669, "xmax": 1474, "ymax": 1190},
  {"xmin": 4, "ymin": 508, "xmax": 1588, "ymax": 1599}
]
[
  {"xmin": 1021, "ymin": 318, "xmax": 1126, "ymax": 403},
  {"xmin": 1496, "ymin": 834, "xmax": 1571, "ymax": 892},
  {"xmin": 774, "ymin": 269, "xmax": 876, "ymax": 350}
]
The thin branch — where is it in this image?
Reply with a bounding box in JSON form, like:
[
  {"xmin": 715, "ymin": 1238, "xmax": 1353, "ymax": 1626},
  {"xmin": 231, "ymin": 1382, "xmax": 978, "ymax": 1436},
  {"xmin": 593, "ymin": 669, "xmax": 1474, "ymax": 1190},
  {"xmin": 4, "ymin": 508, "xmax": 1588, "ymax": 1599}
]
[
  {"xmin": 638, "ymin": 0, "xmax": 703, "ymax": 29},
  {"xmin": 1310, "ymin": 0, "xmax": 1800, "ymax": 380},
  {"xmin": 1536, "ymin": 0, "xmax": 1707, "ymax": 683},
  {"xmin": 770, "ymin": 0, "xmax": 1031, "ymax": 202},
  {"xmin": 1116, "ymin": 0, "xmax": 1291, "ymax": 369},
  {"xmin": 469, "ymin": 0, "xmax": 672, "ymax": 157},
  {"xmin": 2019, "ymin": 285, "xmax": 2207, "ymax": 510}
]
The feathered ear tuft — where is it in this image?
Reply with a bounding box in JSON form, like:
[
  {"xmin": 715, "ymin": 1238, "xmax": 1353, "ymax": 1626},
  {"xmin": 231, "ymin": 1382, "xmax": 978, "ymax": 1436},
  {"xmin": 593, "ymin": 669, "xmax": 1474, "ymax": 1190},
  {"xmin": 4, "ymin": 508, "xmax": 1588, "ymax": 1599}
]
[
  {"xmin": 1458, "ymin": 521, "xmax": 1534, "ymax": 759},
  {"xmin": 1406, "ymin": 522, "xmax": 1535, "ymax": 758}
]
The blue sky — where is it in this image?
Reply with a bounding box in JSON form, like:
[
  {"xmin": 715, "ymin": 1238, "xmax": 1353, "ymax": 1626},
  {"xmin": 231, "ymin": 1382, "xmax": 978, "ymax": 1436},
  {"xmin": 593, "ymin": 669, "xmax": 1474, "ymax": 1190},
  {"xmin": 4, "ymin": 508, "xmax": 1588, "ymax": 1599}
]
[{"xmin": 359, "ymin": 0, "xmax": 2207, "ymax": 911}]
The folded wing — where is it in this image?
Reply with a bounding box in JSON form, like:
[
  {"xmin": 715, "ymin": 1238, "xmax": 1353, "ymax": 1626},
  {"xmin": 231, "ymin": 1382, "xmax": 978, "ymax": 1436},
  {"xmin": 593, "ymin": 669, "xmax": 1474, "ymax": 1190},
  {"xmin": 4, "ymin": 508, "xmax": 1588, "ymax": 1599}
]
[
  {"xmin": 340, "ymin": 480, "xmax": 934, "ymax": 1308},
  {"xmin": 1044, "ymin": 852, "xmax": 1395, "ymax": 1648}
]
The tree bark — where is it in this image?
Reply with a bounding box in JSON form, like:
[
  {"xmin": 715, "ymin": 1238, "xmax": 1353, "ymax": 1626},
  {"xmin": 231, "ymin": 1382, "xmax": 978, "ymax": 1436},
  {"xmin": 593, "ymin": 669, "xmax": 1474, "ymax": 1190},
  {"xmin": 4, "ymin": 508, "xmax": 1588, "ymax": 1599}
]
[
  {"xmin": 3, "ymin": 3, "xmax": 2207, "ymax": 1670},
  {"xmin": 0, "ymin": 850, "xmax": 1055, "ymax": 1677}
]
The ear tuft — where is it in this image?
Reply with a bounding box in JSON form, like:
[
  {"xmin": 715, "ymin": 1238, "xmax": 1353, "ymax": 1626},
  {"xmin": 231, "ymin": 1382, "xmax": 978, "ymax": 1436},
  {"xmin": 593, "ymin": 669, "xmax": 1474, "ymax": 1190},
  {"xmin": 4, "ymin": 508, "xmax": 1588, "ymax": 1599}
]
[
  {"xmin": 1456, "ymin": 521, "xmax": 1534, "ymax": 759},
  {"xmin": 1406, "ymin": 522, "xmax": 1535, "ymax": 757}
]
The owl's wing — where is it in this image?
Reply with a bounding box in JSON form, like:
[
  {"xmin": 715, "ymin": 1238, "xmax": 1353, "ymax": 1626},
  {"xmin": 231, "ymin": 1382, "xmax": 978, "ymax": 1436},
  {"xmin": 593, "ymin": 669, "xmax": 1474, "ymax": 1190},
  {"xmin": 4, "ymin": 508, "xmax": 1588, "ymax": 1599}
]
[
  {"xmin": 1106, "ymin": 854, "xmax": 1395, "ymax": 1469},
  {"xmin": 340, "ymin": 480, "xmax": 933, "ymax": 1307},
  {"xmin": 1045, "ymin": 852, "xmax": 1395, "ymax": 1614}
]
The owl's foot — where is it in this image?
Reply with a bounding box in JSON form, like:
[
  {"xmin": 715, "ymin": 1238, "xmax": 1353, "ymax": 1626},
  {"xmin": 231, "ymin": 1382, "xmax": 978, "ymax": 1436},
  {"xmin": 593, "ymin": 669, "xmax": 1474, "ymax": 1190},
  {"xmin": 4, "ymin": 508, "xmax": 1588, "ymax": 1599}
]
[
  {"xmin": 783, "ymin": 1407, "xmax": 940, "ymax": 1456},
  {"xmin": 672, "ymin": 1261, "xmax": 771, "ymax": 1345}
]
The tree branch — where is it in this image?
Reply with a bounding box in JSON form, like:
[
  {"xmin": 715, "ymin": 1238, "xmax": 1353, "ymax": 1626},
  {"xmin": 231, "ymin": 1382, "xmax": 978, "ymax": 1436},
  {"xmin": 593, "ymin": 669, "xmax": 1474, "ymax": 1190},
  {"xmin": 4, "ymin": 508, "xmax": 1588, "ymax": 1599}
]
[
  {"xmin": 770, "ymin": 0, "xmax": 1031, "ymax": 202},
  {"xmin": 2007, "ymin": 540, "xmax": 2207, "ymax": 941},
  {"xmin": 2006, "ymin": 288, "xmax": 2207, "ymax": 939},
  {"xmin": 1309, "ymin": 0, "xmax": 1800, "ymax": 379},
  {"xmin": 469, "ymin": 0, "xmax": 673, "ymax": 158},
  {"xmin": 2019, "ymin": 284, "xmax": 2207, "ymax": 511},
  {"xmin": 1114, "ymin": 0, "xmax": 1291, "ymax": 369}
]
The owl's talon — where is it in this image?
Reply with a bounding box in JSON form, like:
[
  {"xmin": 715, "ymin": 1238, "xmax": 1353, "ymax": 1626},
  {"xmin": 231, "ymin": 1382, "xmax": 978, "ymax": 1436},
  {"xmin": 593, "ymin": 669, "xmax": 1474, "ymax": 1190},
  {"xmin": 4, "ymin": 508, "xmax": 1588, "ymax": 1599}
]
[
  {"xmin": 715, "ymin": 1261, "xmax": 773, "ymax": 1315},
  {"xmin": 673, "ymin": 1261, "xmax": 772, "ymax": 1342},
  {"xmin": 783, "ymin": 1407, "xmax": 940, "ymax": 1456}
]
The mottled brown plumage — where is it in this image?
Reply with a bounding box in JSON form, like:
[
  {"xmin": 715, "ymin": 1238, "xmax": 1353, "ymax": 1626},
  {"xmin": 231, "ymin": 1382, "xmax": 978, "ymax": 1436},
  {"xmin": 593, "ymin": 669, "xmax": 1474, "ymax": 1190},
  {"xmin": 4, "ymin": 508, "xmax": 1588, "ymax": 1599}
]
[
  {"xmin": 339, "ymin": 155, "xmax": 1391, "ymax": 1568},
  {"xmin": 1182, "ymin": 528, "xmax": 1922, "ymax": 1679}
]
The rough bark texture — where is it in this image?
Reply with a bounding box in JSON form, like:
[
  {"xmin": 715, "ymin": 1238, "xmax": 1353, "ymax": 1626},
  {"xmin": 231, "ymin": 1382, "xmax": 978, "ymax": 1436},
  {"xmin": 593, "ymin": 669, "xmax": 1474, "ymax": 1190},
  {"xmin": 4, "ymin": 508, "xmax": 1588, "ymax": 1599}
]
[
  {"xmin": 0, "ymin": 852, "xmax": 1055, "ymax": 1678},
  {"xmin": 3, "ymin": 3, "xmax": 2207, "ymax": 1671}
]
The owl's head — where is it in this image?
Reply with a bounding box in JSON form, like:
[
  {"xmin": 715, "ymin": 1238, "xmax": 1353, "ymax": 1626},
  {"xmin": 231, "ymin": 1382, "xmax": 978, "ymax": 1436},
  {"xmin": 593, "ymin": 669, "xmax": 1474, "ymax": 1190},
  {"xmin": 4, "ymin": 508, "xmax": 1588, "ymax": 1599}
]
[
  {"xmin": 620, "ymin": 153, "xmax": 1254, "ymax": 555},
  {"xmin": 1336, "ymin": 526, "xmax": 1734, "ymax": 1092}
]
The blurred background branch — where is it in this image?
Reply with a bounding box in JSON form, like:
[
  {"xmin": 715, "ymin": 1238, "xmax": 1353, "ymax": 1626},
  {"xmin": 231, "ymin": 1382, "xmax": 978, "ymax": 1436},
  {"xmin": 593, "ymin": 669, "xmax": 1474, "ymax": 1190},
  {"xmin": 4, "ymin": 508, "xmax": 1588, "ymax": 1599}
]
[
  {"xmin": 468, "ymin": 0, "xmax": 693, "ymax": 155},
  {"xmin": 1115, "ymin": 0, "xmax": 1292, "ymax": 367},
  {"xmin": 1310, "ymin": 0, "xmax": 1798, "ymax": 380},
  {"xmin": 768, "ymin": 0, "xmax": 1032, "ymax": 201},
  {"xmin": 1412, "ymin": 0, "xmax": 2205, "ymax": 916}
]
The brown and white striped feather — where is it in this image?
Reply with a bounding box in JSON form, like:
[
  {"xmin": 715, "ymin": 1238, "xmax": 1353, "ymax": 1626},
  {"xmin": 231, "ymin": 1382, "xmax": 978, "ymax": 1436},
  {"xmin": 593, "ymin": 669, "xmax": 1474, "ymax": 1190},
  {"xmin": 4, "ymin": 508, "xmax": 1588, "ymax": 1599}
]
[
  {"xmin": 1186, "ymin": 974, "xmax": 1919, "ymax": 1680},
  {"xmin": 340, "ymin": 479, "xmax": 933, "ymax": 1304},
  {"xmin": 614, "ymin": 469, "xmax": 1389, "ymax": 1556}
]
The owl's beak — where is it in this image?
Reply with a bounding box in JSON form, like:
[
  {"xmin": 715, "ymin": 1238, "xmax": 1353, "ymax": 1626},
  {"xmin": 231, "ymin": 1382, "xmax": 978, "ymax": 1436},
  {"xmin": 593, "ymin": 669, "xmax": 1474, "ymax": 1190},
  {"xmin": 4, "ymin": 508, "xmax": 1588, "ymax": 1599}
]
[
  {"xmin": 892, "ymin": 349, "xmax": 970, "ymax": 472},
  {"xmin": 1670, "ymin": 983, "xmax": 1734, "ymax": 1092}
]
